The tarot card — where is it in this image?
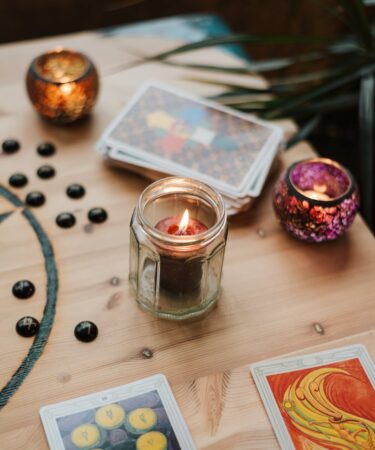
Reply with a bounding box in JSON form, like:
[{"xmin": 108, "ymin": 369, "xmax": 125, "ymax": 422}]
[
  {"xmin": 99, "ymin": 130, "xmax": 280, "ymax": 199},
  {"xmin": 250, "ymin": 345, "xmax": 375, "ymax": 450},
  {"xmin": 98, "ymin": 81, "xmax": 283, "ymax": 197},
  {"xmin": 40, "ymin": 374, "xmax": 196, "ymax": 450}
]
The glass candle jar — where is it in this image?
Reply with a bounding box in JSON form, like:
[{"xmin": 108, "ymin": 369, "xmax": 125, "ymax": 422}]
[
  {"xmin": 273, "ymin": 158, "xmax": 359, "ymax": 242},
  {"xmin": 129, "ymin": 177, "xmax": 228, "ymax": 320},
  {"xmin": 26, "ymin": 48, "xmax": 99, "ymax": 124}
]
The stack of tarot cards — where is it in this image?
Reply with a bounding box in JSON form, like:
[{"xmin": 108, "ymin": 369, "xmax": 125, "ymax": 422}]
[{"xmin": 97, "ymin": 81, "xmax": 283, "ymax": 215}]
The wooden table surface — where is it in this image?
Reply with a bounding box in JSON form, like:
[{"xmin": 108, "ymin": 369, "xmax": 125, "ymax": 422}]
[{"xmin": 0, "ymin": 31, "xmax": 374, "ymax": 450}]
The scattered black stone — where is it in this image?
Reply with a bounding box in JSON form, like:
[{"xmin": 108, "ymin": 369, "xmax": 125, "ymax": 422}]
[
  {"xmin": 37, "ymin": 142, "xmax": 55, "ymax": 157},
  {"xmin": 74, "ymin": 321, "xmax": 98, "ymax": 342},
  {"xmin": 37, "ymin": 165, "xmax": 55, "ymax": 179},
  {"xmin": 66, "ymin": 184, "xmax": 85, "ymax": 199},
  {"xmin": 56, "ymin": 212, "xmax": 76, "ymax": 229},
  {"xmin": 26, "ymin": 191, "xmax": 45, "ymax": 207},
  {"xmin": 16, "ymin": 316, "xmax": 39, "ymax": 337},
  {"xmin": 12, "ymin": 280, "xmax": 35, "ymax": 299},
  {"xmin": 88, "ymin": 207, "xmax": 108, "ymax": 224},
  {"xmin": 9, "ymin": 173, "xmax": 28, "ymax": 188},
  {"xmin": 2, "ymin": 139, "xmax": 20, "ymax": 154}
]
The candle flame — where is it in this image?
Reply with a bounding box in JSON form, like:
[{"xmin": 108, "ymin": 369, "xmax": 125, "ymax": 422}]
[
  {"xmin": 60, "ymin": 82, "xmax": 73, "ymax": 94},
  {"xmin": 313, "ymin": 183, "xmax": 327, "ymax": 193},
  {"xmin": 178, "ymin": 209, "xmax": 189, "ymax": 234},
  {"xmin": 302, "ymin": 190, "xmax": 331, "ymax": 201}
]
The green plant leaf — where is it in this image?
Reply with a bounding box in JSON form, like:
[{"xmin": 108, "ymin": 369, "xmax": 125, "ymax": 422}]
[
  {"xmin": 185, "ymin": 59, "xmax": 365, "ymax": 102},
  {"xmin": 147, "ymin": 34, "xmax": 329, "ymax": 61},
  {"xmin": 270, "ymin": 58, "xmax": 364, "ymax": 88},
  {"xmin": 359, "ymin": 74, "xmax": 374, "ymax": 228},
  {"xmin": 286, "ymin": 114, "xmax": 322, "ymax": 149},
  {"xmin": 160, "ymin": 42, "xmax": 360, "ymax": 74},
  {"xmin": 289, "ymin": 93, "xmax": 359, "ymax": 113},
  {"xmin": 229, "ymin": 92, "xmax": 358, "ymax": 115},
  {"xmin": 263, "ymin": 60, "xmax": 375, "ymax": 118},
  {"xmin": 337, "ymin": 0, "xmax": 373, "ymax": 50}
]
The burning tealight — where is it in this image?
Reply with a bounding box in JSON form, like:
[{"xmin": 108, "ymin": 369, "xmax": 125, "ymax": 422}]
[
  {"xmin": 155, "ymin": 209, "xmax": 208, "ymax": 236},
  {"xmin": 129, "ymin": 177, "xmax": 228, "ymax": 320},
  {"xmin": 26, "ymin": 48, "xmax": 99, "ymax": 124},
  {"xmin": 273, "ymin": 158, "xmax": 360, "ymax": 242}
]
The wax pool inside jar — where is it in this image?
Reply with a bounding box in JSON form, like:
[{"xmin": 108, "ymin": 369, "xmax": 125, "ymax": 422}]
[
  {"xmin": 155, "ymin": 215, "xmax": 208, "ymax": 236},
  {"xmin": 35, "ymin": 51, "xmax": 87, "ymax": 83},
  {"xmin": 291, "ymin": 161, "xmax": 350, "ymax": 201}
]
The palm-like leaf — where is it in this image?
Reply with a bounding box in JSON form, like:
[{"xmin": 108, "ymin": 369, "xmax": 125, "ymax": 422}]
[
  {"xmin": 147, "ymin": 34, "xmax": 328, "ymax": 61},
  {"xmin": 263, "ymin": 61, "xmax": 375, "ymax": 118},
  {"xmin": 338, "ymin": 0, "xmax": 373, "ymax": 49},
  {"xmin": 286, "ymin": 114, "xmax": 322, "ymax": 149}
]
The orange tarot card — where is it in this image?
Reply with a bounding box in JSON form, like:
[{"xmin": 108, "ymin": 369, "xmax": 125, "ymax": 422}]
[{"xmin": 251, "ymin": 345, "xmax": 375, "ymax": 449}]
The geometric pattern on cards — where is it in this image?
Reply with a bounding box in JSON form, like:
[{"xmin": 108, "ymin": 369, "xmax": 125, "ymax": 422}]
[{"xmin": 108, "ymin": 85, "xmax": 272, "ymax": 189}]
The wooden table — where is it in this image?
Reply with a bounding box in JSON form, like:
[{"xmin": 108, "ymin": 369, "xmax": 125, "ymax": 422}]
[{"xmin": 0, "ymin": 31, "xmax": 374, "ymax": 450}]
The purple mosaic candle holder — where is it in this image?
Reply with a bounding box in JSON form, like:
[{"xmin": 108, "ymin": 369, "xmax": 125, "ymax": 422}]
[{"xmin": 273, "ymin": 158, "xmax": 359, "ymax": 243}]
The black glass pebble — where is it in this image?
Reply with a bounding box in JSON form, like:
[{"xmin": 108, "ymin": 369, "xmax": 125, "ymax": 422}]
[
  {"xmin": 74, "ymin": 321, "xmax": 98, "ymax": 342},
  {"xmin": 2, "ymin": 139, "xmax": 20, "ymax": 154},
  {"xmin": 66, "ymin": 184, "xmax": 85, "ymax": 199},
  {"xmin": 26, "ymin": 191, "xmax": 45, "ymax": 207},
  {"xmin": 88, "ymin": 207, "xmax": 108, "ymax": 224},
  {"xmin": 56, "ymin": 212, "xmax": 76, "ymax": 229},
  {"xmin": 16, "ymin": 316, "xmax": 39, "ymax": 337},
  {"xmin": 37, "ymin": 142, "xmax": 55, "ymax": 157},
  {"xmin": 12, "ymin": 280, "xmax": 35, "ymax": 299},
  {"xmin": 37, "ymin": 165, "xmax": 55, "ymax": 179},
  {"xmin": 9, "ymin": 173, "xmax": 28, "ymax": 188}
]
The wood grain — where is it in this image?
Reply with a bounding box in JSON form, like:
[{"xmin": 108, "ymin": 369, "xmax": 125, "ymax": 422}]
[{"xmin": 0, "ymin": 32, "xmax": 374, "ymax": 449}]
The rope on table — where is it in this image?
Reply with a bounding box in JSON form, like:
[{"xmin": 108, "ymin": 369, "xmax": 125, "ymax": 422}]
[{"xmin": 0, "ymin": 185, "xmax": 58, "ymax": 409}]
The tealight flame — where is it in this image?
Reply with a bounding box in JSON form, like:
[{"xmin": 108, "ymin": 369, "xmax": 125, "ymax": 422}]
[
  {"xmin": 313, "ymin": 183, "xmax": 327, "ymax": 193},
  {"xmin": 60, "ymin": 83, "xmax": 73, "ymax": 94},
  {"xmin": 178, "ymin": 209, "xmax": 189, "ymax": 234}
]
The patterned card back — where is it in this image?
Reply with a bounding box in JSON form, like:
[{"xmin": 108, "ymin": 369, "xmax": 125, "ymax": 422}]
[{"xmin": 105, "ymin": 84, "xmax": 275, "ymax": 191}]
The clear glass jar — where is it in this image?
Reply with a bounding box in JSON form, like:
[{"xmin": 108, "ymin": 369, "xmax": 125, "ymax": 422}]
[{"xmin": 129, "ymin": 177, "xmax": 228, "ymax": 320}]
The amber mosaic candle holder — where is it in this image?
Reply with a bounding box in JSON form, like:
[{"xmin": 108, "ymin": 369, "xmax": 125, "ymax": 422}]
[
  {"xmin": 273, "ymin": 158, "xmax": 359, "ymax": 243},
  {"xmin": 129, "ymin": 177, "xmax": 228, "ymax": 321},
  {"xmin": 26, "ymin": 48, "xmax": 99, "ymax": 124}
]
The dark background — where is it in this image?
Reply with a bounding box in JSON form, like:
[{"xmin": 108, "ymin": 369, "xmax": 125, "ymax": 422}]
[{"xmin": 0, "ymin": 1, "xmax": 339, "ymax": 52}]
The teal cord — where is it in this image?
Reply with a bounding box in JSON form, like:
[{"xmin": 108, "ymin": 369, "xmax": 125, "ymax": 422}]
[{"xmin": 0, "ymin": 185, "xmax": 58, "ymax": 409}]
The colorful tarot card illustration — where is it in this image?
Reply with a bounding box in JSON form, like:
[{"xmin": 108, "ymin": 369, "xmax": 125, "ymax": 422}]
[
  {"xmin": 100, "ymin": 81, "xmax": 282, "ymax": 196},
  {"xmin": 40, "ymin": 374, "xmax": 196, "ymax": 450},
  {"xmin": 250, "ymin": 345, "xmax": 375, "ymax": 450}
]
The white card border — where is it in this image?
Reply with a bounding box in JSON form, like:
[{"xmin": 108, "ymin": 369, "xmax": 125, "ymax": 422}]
[
  {"xmin": 40, "ymin": 374, "xmax": 196, "ymax": 450},
  {"xmin": 250, "ymin": 344, "xmax": 375, "ymax": 450},
  {"xmin": 98, "ymin": 124, "xmax": 281, "ymax": 198},
  {"xmin": 97, "ymin": 80, "xmax": 283, "ymax": 196}
]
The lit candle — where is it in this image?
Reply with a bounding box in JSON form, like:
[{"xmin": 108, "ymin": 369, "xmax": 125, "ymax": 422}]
[
  {"xmin": 155, "ymin": 209, "xmax": 208, "ymax": 295},
  {"xmin": 273, "ymin": 158, "xmax": 359, "ymax": 242},
  {"xmin": 26, "ymin": 49, "xmax": 99, "ymax": 124},
  {"xmin": 301, "ymin": 190, "xmax": 331, "ymax": 201},
  {"xmin": 129, "ymin": 177, "xmax": 228, "ymax": 320},
  {"xmin": 155, "ymin": 209, "xmax": 208, "ymax": 236}
]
